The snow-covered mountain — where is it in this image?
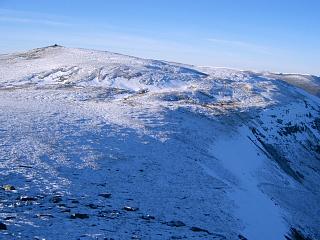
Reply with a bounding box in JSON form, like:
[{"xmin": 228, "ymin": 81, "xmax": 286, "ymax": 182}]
[{"xmin": 0, "ymin": 45, "xmax": 319, "ymax": 240}]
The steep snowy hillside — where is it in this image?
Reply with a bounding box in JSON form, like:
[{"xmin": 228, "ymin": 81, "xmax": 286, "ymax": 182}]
[{"xmin": 0, "ymin": 45, "xmax": 319, "ymax": 240}]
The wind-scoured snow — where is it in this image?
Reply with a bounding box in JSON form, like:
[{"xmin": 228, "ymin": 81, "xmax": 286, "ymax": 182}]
[
  {"xmin": 0, "ymin": 46, "xmax": 206, "ymax": 91},
  {"xmin": 0, "ymin": 45, "xmax": 319, "ymax": 240}
]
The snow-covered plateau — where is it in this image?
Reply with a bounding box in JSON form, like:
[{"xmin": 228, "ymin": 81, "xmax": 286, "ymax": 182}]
[{"xmin": 0, "ymin": 45, "xmax": 319, "ymax": 240}]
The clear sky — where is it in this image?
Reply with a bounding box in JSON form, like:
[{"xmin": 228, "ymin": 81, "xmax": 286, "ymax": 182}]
[{"xmin": 0, "ymin": 0, "xmax": 319, "ymax": 75}]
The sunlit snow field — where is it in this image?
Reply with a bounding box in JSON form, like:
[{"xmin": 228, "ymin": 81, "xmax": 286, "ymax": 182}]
[{"xmin": 0, "ymin": 46, "xmax": 319, "ymax": 240}]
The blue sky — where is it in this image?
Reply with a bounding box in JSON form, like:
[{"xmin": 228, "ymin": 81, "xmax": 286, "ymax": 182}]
[{"xmin": 0, "ymin": 0, "xmax": 319, "ymax": 74}]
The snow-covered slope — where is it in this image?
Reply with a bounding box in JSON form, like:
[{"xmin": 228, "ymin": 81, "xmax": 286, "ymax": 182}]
[
  {"xmin": 0, "ymin": 45, "xmax": 319, "ymax": 240},
  {"xmin": 261, "ymin": 72, "xmax": 320, "ymax": 97},
  {"xmin": 0, "ymin": 45, "xmax": 207, "ymax": 91}
]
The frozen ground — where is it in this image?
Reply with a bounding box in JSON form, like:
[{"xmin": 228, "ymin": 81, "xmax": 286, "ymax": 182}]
[{"xmin": 0, "ymin": 45, "xmax": 319, "ymax": 240}]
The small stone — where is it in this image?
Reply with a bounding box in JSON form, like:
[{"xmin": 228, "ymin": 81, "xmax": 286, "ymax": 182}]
[
  {"xmin": 18, "ymin": 165, "xmax": 32, "ymax": 168},
  {"xmin": 98, "ymin": 210, "xmax": 118, "ymax": 218},
  {"xmin": 167, "ymin": 220, "xmax": 186, "ymax": 227},
  {"xmin": 36, "ymin": 213, "xmax": 54, "ymax": 219},
  {"xmin": 141, "ymin": 214, "xmax": 155, "ymax": 220},
  {"xmin": 123, "ymin": 206, "xmax": 139, "ymax": 212},
  {"xmin": 70, "ymin": 213, "xmax": 89, "ymax": 219},
  {"xmin": 86, "ymin": 203, "xmax": 100, "ymax": 209},
  {"xmin": 19, "ymin": 196, "xmax": 37, "ymax": 201},
  {"xmin": 238, "ymin": 234, "xmax": 248, "ymax": 240},
  {"xmin": 190, "ymin": 226, "xmax": 210, "ymax": 234},
  {"xmin": 2, "ymin": 185, "xmax": 15, "ymax": 191},
  {"xmin": 51, "ymin": 196, "xmax": 62, "ymax": 203},
  {"xmin": 99, "ymin": 193, "xmax": 112, "ymax": 198},
  {"xmin": 0, "ymin": 222, "xmax": 7, "ymax": 230}
]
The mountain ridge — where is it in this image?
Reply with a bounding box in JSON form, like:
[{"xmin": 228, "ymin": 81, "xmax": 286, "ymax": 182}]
[
  {"xmin": 1, "ymin": 45, "xmax": 319, "ymax": 98},
  {"xmin": 0, "ymin": 46, "xmax": 319, "ymax": 240}
]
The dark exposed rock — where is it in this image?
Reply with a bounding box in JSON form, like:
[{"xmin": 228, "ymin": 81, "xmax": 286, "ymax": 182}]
[
  {"xmin": 190, "ymin": 226, "xmax": 210, "ymax": 234},
  {"xmin": 99, "ymin": 193, "xmax": 112, "ymax": 198},
  {"xmin": 315, "ymin": 144, "xmax": 320, "ymax": 154},
  {"xmin": 141, "ymin": 214, "xmax": 155, "ymax": 220},
  {"xmin": 86, "ymin": 203, "xmax": 100, "ymax": 209},
  {"xmin": 123, "ymin": 206, "xmax": 139, "ymax": 212},
  {"xmin": 18, "ymin": 165, "xmax": 33, "ymax": 168},
  {"xmin": 296, "ymin": 171, "xmax": 305, "ymax": 180},
  {"xmin": 252, "ymin": 133, "xmax": 304, "ymax": 183},
  {"xmin": 0, "ymin": 222, "xmax": 7, "ymax": 230},
  {"xmin": 312, "ymin": 117, "xmax": 320, "ymax": 130},
  {"xmin": 19, "ymin": 196, "xmax": 37, "ymax": 201},
  {"xmin": 238, "ymin": 234, "xmax": 248, "ymax": 240},
  {"xmin": 70, "ymin": 213, "xmax": 89, "ymax": 219},
  {"xmin": 278, "ymin": 124, "xmax": 305, "ymax": 136},
  {"xmin": 262, "ymin": 141, "xmax": 304, "ymax": 183},
  {"xmin": 51, "ymin": 196, "xmax": 62, "ymax": 203},
  {"xmin": 276, "ymin": 119, "xmax": 283, "ymax": 124},
  {"xmin": 166, "ymin": 220, "xmax": 186, "ymax": 227},
  {"xmin": 285, "ymin": 228, "xmax": 312, "ymax": 240}
]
